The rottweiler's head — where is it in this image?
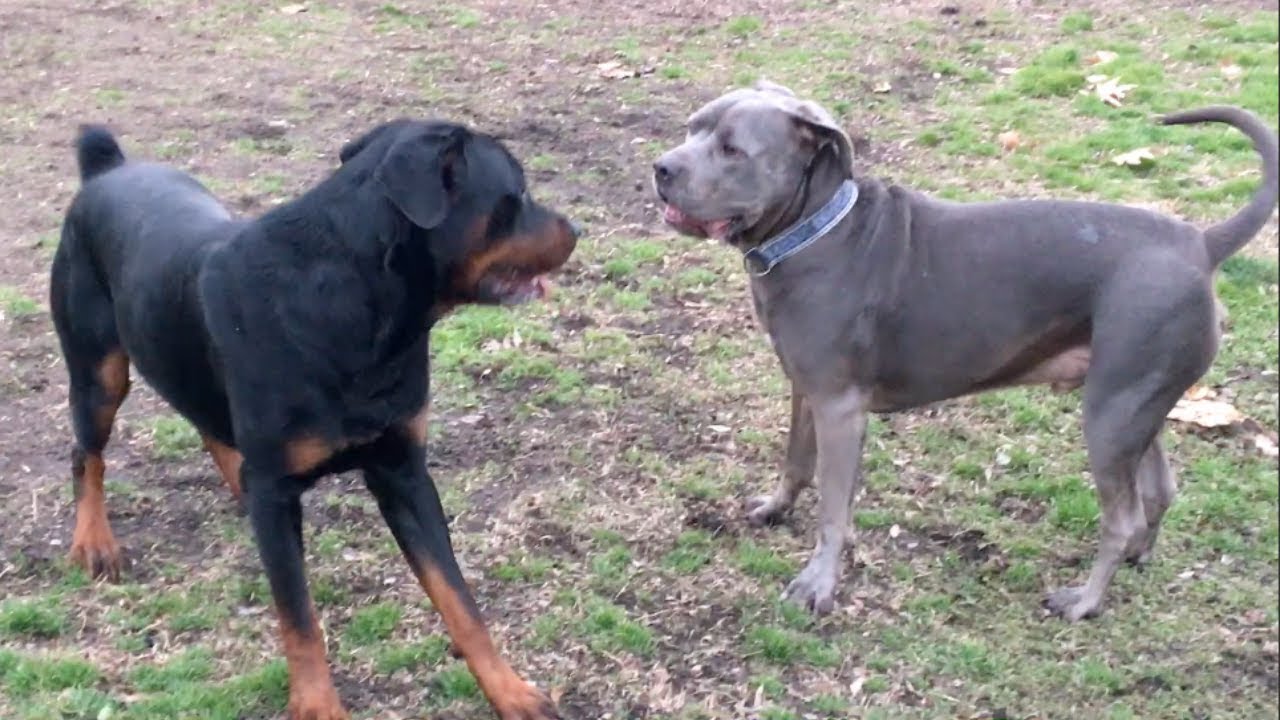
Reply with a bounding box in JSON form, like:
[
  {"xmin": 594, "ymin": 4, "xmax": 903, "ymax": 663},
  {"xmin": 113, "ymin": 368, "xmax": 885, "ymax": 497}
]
[{"xmin": 340, "ymin": 120, "xmax": 577, "ymax": 307}]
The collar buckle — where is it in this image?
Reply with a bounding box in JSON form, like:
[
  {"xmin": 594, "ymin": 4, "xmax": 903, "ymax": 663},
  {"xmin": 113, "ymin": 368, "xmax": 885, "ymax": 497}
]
[{"xmin": 740, "ymin": 179, "xmax": 859, "ymax": 277}]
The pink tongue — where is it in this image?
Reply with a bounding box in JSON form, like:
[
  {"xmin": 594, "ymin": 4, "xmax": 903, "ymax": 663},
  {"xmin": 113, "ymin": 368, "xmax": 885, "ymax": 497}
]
[
  {"xmin": 663, "ymin": 205, "xmax": 687, "ymax": 225},
  {"xmin": 532, "ymin": 275, "xmax": 552, "ymax": 298},
  {"xmin": 705, "ymin": 219, "xmax": 732, "ymax": 239}
]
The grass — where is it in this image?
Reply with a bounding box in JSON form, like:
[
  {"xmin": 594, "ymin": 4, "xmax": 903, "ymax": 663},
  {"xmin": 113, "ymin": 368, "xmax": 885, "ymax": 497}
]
[
  {"xmin": 148, "ymin": 415, "xmax": 202, "ymax": 460},
  {"xmin": 343, "ymin": 602, "xmax": 403, "ymax": 646},
  {"xmin": 0, "ymin": 2, "xmax": 1275, "ymax": 720},
  {"xmin": 0, "ymin": 285, "xmax": 40, "ymax": 319},
  {"xmin": 0, "ymin": 601, "xmax": 66, "ymax": 639}
]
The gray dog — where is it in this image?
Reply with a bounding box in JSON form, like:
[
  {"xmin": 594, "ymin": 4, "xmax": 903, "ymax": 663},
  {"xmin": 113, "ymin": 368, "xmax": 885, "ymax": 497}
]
[{"xmin": 653, "ymin": 80, "xmax": 1278, "ymax": 620}]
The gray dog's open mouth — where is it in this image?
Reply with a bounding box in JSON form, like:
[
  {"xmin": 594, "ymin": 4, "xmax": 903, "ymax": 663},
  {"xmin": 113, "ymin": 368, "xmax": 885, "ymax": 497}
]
[{"xmin": 662, "ymin": 204, "xmax": 737, "ymax": 241}]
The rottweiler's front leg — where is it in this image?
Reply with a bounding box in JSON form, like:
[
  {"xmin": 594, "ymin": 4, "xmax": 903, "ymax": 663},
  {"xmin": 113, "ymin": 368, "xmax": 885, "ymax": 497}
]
[
  {"xmin": 245, "ymin": 467, "xmax": 347, "ymax": 720},
  {"xmin": 363, "ymin": 432, "xmax": 557, "ymax": 720}
]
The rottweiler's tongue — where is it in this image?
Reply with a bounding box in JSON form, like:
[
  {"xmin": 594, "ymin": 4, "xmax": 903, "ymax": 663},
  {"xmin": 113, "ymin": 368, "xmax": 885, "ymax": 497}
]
[{"xmin": 532, "ymin": 275, "xmax": 552, "ymax": 298}]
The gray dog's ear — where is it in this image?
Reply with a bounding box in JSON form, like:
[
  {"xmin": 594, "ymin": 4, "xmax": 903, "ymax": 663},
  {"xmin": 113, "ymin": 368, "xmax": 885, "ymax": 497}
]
[
  {"xmin": 688, "ymin": 79, "xmax": 798, "ymax": 130},
  {"xmin": 766, "ymin": 93, "xmax": 855, "ymax": 177},
  {"xmin": 753, "ymin": 79, "xmax": 798, "ymax": 98},
  {"xmin": 374, "ymin": 127, "xmax": 469, "ymax": 229}
]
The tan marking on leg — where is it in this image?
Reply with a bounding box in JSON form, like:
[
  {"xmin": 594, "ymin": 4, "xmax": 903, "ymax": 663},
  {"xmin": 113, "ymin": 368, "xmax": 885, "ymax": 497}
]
[
  {"xmin": 68, "ymin": 451, "xmax": 123, "ymax": 580},
  {"xmin": 284, "ymin": 437, "xmax": 334, "ymax": 476},
  {"xmin": 402, "ymin": 402, "xmax": 430, "ymax": 446},
  {"xmin": 276, "ymin": 603, "xmax": 347, "ymax": 720},
  {"xmin": 68, "ymin": 350, "xmax": 130, "ymax": 581},
  {"xmin": 415, "ymin": 565, "xmax": 556, "ymax": 718},
  {"xmin": 202, "ymin": 435, "xmax": 244, "ymax": 501}
]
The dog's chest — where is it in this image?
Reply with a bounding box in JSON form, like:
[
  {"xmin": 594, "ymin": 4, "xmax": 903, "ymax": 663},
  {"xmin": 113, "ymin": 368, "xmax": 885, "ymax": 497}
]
[{"xmin": 749, "ymin": 276, "xmax": 881, "ymax": 392}]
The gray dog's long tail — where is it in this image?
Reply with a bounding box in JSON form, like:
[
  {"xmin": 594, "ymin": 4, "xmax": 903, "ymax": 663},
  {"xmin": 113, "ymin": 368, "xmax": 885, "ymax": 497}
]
[
  {"xmin": 75, "ymin": 124, "xmax": 126, "ymax": 183},
  {"xmin": 1162, "ymin": 106, "xmax": 1279, "ymax": 267}
]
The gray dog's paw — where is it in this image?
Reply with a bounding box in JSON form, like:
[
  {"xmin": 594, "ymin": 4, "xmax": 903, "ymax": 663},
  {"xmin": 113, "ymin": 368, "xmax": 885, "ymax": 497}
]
[
  {"xmin": 745, "ymin": 495, "xmax": 788, "ymax": 526},
  {"xmin": 1044, "ymin": 586, "xmax": 1101, "ymax": 622},
  {"xmin": 783, "ymin": 560, "xmax": 837, "ymax": 615}
]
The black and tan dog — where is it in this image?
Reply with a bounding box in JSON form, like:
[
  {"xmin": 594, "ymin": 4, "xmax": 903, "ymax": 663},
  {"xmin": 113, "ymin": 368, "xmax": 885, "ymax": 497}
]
[{"xmin": 52, "ymin": 120, "xmax": 575, "ymax": 719}]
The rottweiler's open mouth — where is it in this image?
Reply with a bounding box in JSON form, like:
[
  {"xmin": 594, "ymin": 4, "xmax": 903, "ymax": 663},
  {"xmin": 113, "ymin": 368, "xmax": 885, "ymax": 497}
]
[
  {"xmin": 662, "ymin": 204, "xmax": 738, "ymax": 241},
  {"xmin": 477, "ymin": 267, "xmax": 553, "ymax": 305}
]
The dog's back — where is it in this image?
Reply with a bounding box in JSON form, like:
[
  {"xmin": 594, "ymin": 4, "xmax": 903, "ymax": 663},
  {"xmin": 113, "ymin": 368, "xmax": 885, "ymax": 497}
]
[
  {"xmin": 62, "ymin": 127, "xmax": 240, "ymax": 285},
  {"xmin": 52, "ymin": 127, "xmax": 242, "ymax": 446}
]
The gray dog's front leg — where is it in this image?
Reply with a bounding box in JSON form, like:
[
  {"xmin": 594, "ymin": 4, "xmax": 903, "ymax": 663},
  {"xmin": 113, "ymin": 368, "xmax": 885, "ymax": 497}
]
[
  {"xmin": 783, "ymin": 387, "xmax": 868, "ymax": 615},
  {"xmin": 747, "ymin": 385, "xmax": 816, "ymax": 525}
]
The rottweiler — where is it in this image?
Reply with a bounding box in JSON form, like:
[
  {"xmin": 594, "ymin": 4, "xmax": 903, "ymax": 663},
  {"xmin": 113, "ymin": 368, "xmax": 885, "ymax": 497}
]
[{"xmin": 51, "ymin": 119, "xmax": 576, "ymax": 720}]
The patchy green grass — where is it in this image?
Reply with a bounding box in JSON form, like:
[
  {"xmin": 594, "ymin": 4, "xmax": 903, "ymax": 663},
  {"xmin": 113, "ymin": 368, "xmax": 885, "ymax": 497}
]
[
  {"xmin": 343, "ymin": 602, "xmax": 403, "ymax": 646},
  {"xmin": 0, "ymin": 285, "xmax": 40, "ymax": 319},
  {"xmin": 148, "ymin": 414, "xmax": 202, "ymax": 460},
  {"xmin": 0, "ymin": 601, "xmax": 66, "ymax": 639}
]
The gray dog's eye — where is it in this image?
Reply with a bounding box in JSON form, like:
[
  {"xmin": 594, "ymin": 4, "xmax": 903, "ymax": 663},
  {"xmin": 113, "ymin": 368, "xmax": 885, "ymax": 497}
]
[{"xmin": 721, "ymin": 141, "xmax": 741, "ymax": 158}]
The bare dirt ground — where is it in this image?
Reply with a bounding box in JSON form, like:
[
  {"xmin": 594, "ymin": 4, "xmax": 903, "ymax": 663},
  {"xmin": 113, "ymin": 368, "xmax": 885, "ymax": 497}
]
[{"xmin": 1, "ymin": 1, "xmax": 1277, "ymax": 719}]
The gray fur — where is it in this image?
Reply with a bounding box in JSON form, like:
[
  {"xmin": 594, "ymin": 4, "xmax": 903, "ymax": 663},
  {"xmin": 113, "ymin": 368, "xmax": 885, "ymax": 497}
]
[{"xmin": 653, "ymin": 81, "xmax": 1278, "ymax": 619}]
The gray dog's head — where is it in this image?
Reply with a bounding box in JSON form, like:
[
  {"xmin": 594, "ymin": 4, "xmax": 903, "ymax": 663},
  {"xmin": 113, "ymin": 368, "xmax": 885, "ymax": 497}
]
[{"xmin": 653, "ymin": 80, "xmax": 853, "ymax": 245}]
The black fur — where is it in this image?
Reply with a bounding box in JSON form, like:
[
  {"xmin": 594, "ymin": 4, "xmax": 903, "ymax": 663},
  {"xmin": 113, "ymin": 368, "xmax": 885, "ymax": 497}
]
[{"xmin": 51, "ymin": 120, "xmax": 576, "ymax": 716}]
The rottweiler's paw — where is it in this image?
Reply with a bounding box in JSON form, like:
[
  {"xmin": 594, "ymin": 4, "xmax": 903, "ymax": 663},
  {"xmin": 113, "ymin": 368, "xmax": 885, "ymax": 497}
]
[
  {"xmin": 492, "ymin": 680, "xmax": 559, "ymax": 720},
  {"xmin": 68, "ymin": 530, "xmax": 124, "ymax": 582},
  {"xmin": 287, "ymin": 684, "xmax": 349, "ymax": 720},
  {"xmin": 783, "ymin": 559, "xmax": 838, "ymax": 615},
  {"xmin": 1044, "ymin": 586, "xmax": 1102, "ymax": 622},
  {"xmin": 745, "ymin": 494, "xmax": 789, "ymax": 527}
]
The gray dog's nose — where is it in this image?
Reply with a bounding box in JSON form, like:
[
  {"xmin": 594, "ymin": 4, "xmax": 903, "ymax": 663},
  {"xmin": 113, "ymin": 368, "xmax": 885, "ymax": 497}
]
[{"xmin": 653, "ymin": 160, "xmax": 675, "ymax": 185}]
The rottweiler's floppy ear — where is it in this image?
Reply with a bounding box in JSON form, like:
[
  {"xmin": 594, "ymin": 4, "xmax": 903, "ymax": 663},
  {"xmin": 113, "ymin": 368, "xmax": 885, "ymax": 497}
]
[
  {"xmin": 755, "ymin": 80, "xmax": 855, "ymax": 177},
  {"xmin": 341, "ymin": 121, "xmax": 401, "ymax": 164},
  {"xmin": 374, "ymin": 126, "xmax": 469, "ymax": 229}
]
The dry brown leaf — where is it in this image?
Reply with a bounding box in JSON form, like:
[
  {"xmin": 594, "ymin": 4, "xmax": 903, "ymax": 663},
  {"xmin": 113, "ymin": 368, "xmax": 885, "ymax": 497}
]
[
  {"xmin": 1092, "ymin": 75, "xmax": 1136, "ymax": 107},
  {"xmin": 596, "ymin": 60, "xmax": 637, "ymax": 80},
  {"xmin": 1184, "ymin": 385, "xmax": 1217, "ymax": 401},
  {"xmin": 1167, "ymin": 398, "xmax": 1244, "ymax": 428},
  {"xmin": 998, "ymin": 130, "xmax": 1022, "ymax": 151},
  {"xmin": 872, "ymin": 80, "xmax": 892, "ymax": 93},
  {"xmin": 280, "ymin": 3, "xmax": 307, "ymax": 13},
  {"xmin": 1253, "ymin": 433, "xmax": 1279, "ymax": 458},
  {"xmin": 1220, "ymin": 63, "xmax": 1243, "ymax": 80},
  {"xmin": 850, "ymin": 674, "xmax": 867, "ymax": 697},
  {"xmin": 1112, "ymin": 147, "xmax": 1155, "ymax": 167},
  {"xmin": 1086, "ymin": 50, "xmax": 1119, "ymax": 65}
]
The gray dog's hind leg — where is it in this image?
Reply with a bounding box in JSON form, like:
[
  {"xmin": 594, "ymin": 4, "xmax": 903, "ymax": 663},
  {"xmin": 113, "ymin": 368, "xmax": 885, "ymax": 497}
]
[
  {"xmin": 1128, "ymin": 438, "xmax": 1176, "ymax": 567},
  {"xmin": 747, "ymin": 386, "xmax": 816, "ymax": 525},
  {"xmin": 783, "ymin": 387, "xmax": 867, "ymax": 614},
  {"xmin": 1046, "ymin": 258, "xmax": 1215, "ymax": 621}
]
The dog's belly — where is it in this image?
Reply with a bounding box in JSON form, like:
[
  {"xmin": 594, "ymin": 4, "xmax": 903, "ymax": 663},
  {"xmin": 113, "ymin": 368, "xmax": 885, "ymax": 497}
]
[
  {"xmin": 130, "ymin": 346, "xmax": 235, "ymax": 442},
  {"xmin": 117, "ymin": 289, "xmax": 236, "ymax": 444},
  {"xmin": 865, "ymin": 343, "xmax": 1091, "ymax": 412},
  {"xmin": 1005, "ymin": 345, "xmax": 1091, "ymax": 392}
]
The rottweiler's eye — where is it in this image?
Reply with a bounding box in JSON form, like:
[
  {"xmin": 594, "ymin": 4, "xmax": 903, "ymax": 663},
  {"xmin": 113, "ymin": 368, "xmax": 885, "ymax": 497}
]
[
  {"xmin": 721, "ymin": 142, "xmax": 741, "ymax": 158},
  {"xmin": 487, "ymin": 194, "xmax": 520, "ymax": 237}
]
